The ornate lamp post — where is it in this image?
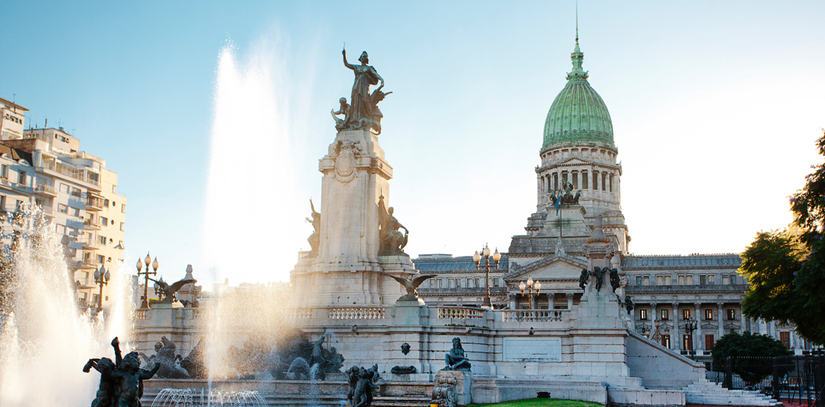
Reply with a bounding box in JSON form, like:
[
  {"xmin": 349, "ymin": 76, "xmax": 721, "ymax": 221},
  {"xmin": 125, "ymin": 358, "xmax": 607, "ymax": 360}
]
[
  {"xmin": 93, "ymin": 264, "xmax": 110, "ymax": 313},
  {"xmin": 684, "ymin": 317, "xmax": 698, "ymax": 357},
  {"xmin": 136, "ymin": 253, "xmax": 158, "ymax": 308},
  {"xmin": 518, "ymin": 277, "xmax": 541, "ymax": 309},
  {"xmin": 153, "ymin": 276, "xmax": 166, "ymax": 301},
  {"xmin": 473, "ymin": 244, "xmax": 501, "ymax": 309}
]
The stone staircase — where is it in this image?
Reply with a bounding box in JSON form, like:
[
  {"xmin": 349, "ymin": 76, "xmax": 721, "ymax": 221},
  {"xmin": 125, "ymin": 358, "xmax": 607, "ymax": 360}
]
[{"xmin": 683, "ymin": 381, "xmax": 783, "ymax": 406}]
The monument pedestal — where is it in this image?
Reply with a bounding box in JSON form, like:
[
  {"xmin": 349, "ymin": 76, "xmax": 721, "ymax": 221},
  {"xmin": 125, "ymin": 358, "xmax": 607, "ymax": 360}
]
[{"xmin": 291, "ymin": 129, "xmax": 413, "ymax": 307}]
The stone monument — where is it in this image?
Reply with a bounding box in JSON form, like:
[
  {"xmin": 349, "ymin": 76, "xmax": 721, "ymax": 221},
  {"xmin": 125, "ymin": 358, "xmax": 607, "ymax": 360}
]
[{"xmin": 291, "ymin": 49, "xmax": 414, "ymax": 308}]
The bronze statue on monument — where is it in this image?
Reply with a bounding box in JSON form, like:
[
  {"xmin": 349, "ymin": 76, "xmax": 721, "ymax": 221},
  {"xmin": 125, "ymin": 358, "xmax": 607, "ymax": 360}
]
[
  {"xmin": 378, "ymin": 195, "xmax": 408, "ymax": 256},
  {"xmin": 336, "ymin": 48, "xmax": 391, "ymax": 134}
]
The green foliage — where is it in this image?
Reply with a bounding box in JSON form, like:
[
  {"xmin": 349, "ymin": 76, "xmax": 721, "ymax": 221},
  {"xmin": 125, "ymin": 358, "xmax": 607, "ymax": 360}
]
[
  {"xmin": 711, "ymin": 332, "xmax": 791, "ymax": 383},
  {"xmin": 468, "ymin": 399, "xmax": 602, "ymax": 407},
  {"xmin": 740, "ymin": 129, "xmax": 825, "ymax": 345}
]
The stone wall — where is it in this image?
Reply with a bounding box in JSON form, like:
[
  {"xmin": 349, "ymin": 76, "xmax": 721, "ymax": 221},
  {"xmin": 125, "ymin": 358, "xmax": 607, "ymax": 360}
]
[{"xmin": 625, "ymin": 329, "xmax": 706, "ymax": 388}]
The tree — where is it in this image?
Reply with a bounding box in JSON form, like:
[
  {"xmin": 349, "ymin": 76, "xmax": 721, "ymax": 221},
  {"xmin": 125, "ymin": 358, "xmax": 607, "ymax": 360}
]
[
  {"xmin": 740, "ymin": 130, "xmax": 825, "ymax": 345},
  {"xmin": 711, "ymin": 332, "xmax": 791, "ymax": 385}
]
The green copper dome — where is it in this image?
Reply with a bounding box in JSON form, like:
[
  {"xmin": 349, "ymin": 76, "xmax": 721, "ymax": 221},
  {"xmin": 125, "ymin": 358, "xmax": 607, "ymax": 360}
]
[{"xmin": 542, "ymin": 39, "xmax": 614, "ymax": 151}]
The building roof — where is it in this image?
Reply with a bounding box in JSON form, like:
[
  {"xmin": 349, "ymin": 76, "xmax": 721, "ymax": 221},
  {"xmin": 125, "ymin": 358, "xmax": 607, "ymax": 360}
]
[
  {"xmin": 414, "ymin": 255, "xmax": 510, "ymax": 272},
  {"xmin": 542, "ymin": 37, "xmax": 614, "ymax": 151},
  {"xmin": 623, "ymin": 253, "xmax": 741, "ymax": 268},
  {"xmin": 0, "ymin": 143, "xmax": 33, "ymax": 165}
]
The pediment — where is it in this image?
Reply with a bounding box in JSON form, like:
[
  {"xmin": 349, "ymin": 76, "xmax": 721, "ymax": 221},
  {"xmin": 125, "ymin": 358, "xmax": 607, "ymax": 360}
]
[
  {"xmin": 559, "ymin": 157, "xmax": 591, "ymax": 166},
  {"xmin": 506, "ymin": 254, "xmax": 586, "ymax": 282}
]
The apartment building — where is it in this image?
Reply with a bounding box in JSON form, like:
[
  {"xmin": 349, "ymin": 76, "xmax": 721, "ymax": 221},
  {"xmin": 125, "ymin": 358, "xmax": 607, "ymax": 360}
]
[{"xmin": 0, "ymin": 100, "xmax": 127, "ymax": 312}]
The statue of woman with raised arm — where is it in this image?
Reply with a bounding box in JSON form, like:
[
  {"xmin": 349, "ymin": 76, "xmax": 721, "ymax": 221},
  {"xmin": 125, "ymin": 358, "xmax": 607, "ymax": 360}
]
[{"xmin": 342, "ymin": 49, "xmax": 384, "ymax": 130}]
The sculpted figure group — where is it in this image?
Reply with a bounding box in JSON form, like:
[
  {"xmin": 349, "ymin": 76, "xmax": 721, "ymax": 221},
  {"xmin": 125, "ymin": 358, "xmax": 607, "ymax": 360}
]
[
  {"xmin": 346, "ymin": 364, "xmax": 380, "ymax": 407},
  {"xmin": 84, "ymin": 337, "xmax": 160, "ymax": 407},
  {"xmin": 579, "ymin": 266, "xmax": 622, "ymax": 293},
  {"xmin": 378, "ymin": 195, "xmax": 408, "ymax": 256},
  {"xmin": 332, "ymin": 48, "xmax": 391, "ymax": 134}
]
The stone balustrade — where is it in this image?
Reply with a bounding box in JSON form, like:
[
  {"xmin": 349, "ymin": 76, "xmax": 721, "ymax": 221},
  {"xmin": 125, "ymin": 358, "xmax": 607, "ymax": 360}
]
[
  {"xmin": 328, "ymin": 307, "xmax": 385, "ymax": 320},
  {"xmin": 437, "ymin": 306, "xmax": 485, "ymax": 320},
  {"xmin": 500, "ymin": 309, "xmax": 567, "ymax": 322},
  {"xmin": 134, "ymin": 309, "xmax": 148, "ymax": 320}
]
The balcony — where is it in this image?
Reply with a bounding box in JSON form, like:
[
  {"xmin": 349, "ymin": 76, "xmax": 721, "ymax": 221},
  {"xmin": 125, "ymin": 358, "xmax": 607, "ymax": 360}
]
[
  {"xmin": 37, "ymin": 161, "xmax": 101, "ymax": 190},
  {"xmin": 40, "ymin": 206, "xmax": 55, "ymax": 218},
  {"xmin": 79, "ymin": 237, "xmax": 100, "ymax": 250},
  {"xmin": 83, "ymin": 218, "xmax": 101, "ymax": 230},
  {"xmin": 79, "ymin": 259, "xmax": 97, "ymax": 270},
  {"xmin": 34, "ymin": 184, "xmax": 57, "ymax": 197},
  {"xmin": 86, "ymin": 196, "xmax": 104, "ymax": 211}
]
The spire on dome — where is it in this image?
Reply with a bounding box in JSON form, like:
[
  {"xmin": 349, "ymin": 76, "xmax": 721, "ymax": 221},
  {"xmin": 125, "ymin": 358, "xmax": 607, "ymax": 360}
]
[{"xmin": 569, "ymin": 4, "xmax": 587, "ymax": 80}]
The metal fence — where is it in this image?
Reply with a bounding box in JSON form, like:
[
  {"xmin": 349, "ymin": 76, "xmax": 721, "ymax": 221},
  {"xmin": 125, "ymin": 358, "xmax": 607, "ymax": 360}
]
[{"xmin": 711, "ymin": 353, "xmax": 825, "ymax": 406}]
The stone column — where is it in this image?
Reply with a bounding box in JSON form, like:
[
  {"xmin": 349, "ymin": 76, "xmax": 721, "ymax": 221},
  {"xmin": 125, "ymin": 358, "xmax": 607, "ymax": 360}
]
[
  {"xmin": 567, "ymin": 292, "xmax": 574, "ymax": 310},
  {"xmin": 671, "ymin": 302, "xmax": 680, "ymax": 351},
  {"xmin": 740, "ymin": 309, "xmax": 747, "ymax": 333},
  {"xmin": 509, "ymin": 293, "xmax": 516, "ymax": 310},
  {"xmin": 695, "ymin": 303, "xmax": 703, "ymax": 355},
  {"xmin": 717, "ymin": 303, "xmax": 724, "ymax": 339},
  {"xmin": 651, "ymin": 302, "xmax": 658, "ymax": 339}
]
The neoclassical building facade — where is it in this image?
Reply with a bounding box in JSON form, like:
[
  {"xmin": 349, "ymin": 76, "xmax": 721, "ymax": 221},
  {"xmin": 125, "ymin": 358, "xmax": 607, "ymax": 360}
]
[{"xmin": 417, "ymin": 35, "xmax": 813, "ymax": 361}]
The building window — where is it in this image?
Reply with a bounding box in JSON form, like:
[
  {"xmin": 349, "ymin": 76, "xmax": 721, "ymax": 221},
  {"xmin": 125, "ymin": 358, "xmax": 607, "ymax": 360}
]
[
  {"xmin": 686, "ymin": 275, "xmax": 693, "ymax": 285},
  {"xmin": 661, "ymin": 309, "xmax": 669, "ymax": 320},
  {"xmin": 103, "ymin": 199, "xmax": 109, "ymax": 207},
  {"xmin": 96, "ymin": 255, "xmax": 105, "ymax": 264},
  {"xmin": 657, "ymin": 276, "xmax": 662, "ymax": 285},
  {"xmin": 448, "ymin": 279, "xmax": 453, "ymax": 288},
  {"xmin": 708, "ymin": 275, "xmax": 715, "ymax": 284},
  {"xmin": 683, "ymin": 335, "xmax": 693, "ymax": 351},
  {"xmin": 780, "ymin": 332, "xmax": 790, "ymax": 349},
  {"xmin": 475, "ymin": 278, "xmax": 480, "ymax": 287},
  {"xmin": 571, "ymin": 171, "xmax": 578, "ymax": 188},
  {"xmin": 664, "ymin": 276, "xmax": 671, "ymax": 285},
  {"xmin": 120, "ymin": 222, "xmax": 124, "ymax": 231},
  {"xmin": 582, "ymin": 171, "xmax": 588, "ymax": 189},
  {"xmin": 71, "ymin": 207, "xmax": 80, "ymax": 217},
  {"xmin": 60, "ymin": 183, "xmax": 70, "ymax": 193},
  {"xmin": 643, "ymin": 276, "xmax": 650, "ymax": 286},
  {"xmin": 636, "ymin": 276, "xmax": 642, "ymax": 285},
  {"xmin": 58, "ymin": 204, "xmax": 68, "ymax": 214},
  {"xmin": 18, "ymin": 170, "xmax": 26, "ymax": 185},
  {"xmin": 639, "ymin": 309, "xmax": 648, "ymax": 320},
  {"xmin": 678, "ymin": 275, "xmax": 685, "ymax": 285},
  {"xmin": 455, "ymin": 279, "xmax": 460, "ymax": 288},
  {"xmin": 682, "ymin": 309, "xmax": 691, "ymax": 320},
  {"xmin": 730, "ymin": 275, "xmax": 736, "ymax": 284},
  {"xmin": 121, "ymin": 204, "xmax": 126, "ymax": 213},
  {"xmin": 705, "ymin": 334, "xmax": 715, "ymax": 350},
  {"xmin": 493, "ymin": 278, "xmax": 499, "ymax": 287},
  {"xmin": 0, "ymin": 165, "xmax": 7, "ymax": 178},
  {"xmin": 704, "ymin": 309, "xmax": 713, "ymax": 320},
  {"xmin": 437, "ymin": 280, "xmax": 442, "ymax": 288},
  {"xmin": 662, "ymin": 335, "xmax": 671, "ymax": 349},
  {"xmin": 700, "ymin": 275, "xmax": 706, "ymax": 285},
  {"xmin": 722, "ymin": 276, "xmax": 729, "ymax": 285},
  {"xmin": 101, "ymin": 216, "xmax": 108, "ymax": 226},
  {"xmin": 727, "ymin": 309, "xmax": 736, "ymax": 320}
]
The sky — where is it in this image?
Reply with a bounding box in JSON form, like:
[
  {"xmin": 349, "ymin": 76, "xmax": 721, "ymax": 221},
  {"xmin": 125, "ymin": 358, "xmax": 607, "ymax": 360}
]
[{"xmin": 1, "ymin": 1, "xmax": 824, "ymax": 287}]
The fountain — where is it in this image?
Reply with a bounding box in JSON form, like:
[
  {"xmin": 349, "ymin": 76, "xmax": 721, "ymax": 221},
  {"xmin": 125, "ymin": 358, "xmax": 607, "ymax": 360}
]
[
  {"xmin": 0, "ymin": 205, "xmax": 133, "ymax": 406},
  {"xmin": 150, "ymin": 389, "xmax": 267, "ymax": 407}
]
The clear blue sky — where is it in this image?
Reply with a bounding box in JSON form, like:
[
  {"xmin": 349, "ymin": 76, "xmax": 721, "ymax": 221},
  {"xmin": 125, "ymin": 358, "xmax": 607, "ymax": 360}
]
[{"xmin": 2, "ymin": 1, "xmax": 824, "ymax": 286}]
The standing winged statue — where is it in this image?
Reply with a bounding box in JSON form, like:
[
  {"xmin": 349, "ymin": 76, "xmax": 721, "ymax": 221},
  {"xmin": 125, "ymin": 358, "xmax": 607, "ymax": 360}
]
[
  {"xmin": 380, "ymin": 273, "xmax": 437, "ymax": 302},
  {"xmin": 148, "ymin": 276, "xmax": 196, "ymax": 305}
]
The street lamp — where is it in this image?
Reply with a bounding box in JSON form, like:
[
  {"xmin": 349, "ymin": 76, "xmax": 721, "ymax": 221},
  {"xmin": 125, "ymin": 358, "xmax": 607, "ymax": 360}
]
[
  {"xmin": 473, "ymin": 244, "xmax": 501, "ymax": 309},
  {"xmin": 518, "ymin": 277, "xmax": 541, "ymax": 309},
  {"xmin": 136, "ymin": 252, "xmax": 158, "ymax": 308},
  {"xmin": 684, "ymin": 317, "xmax": 698, "ymax": 357},
  {"xmin": 93, "ymin": 265, "xmax": 110, "ymax": 313},
  {"xmin": 153, "ymin": 276, "xmax": 166, "ymax": 300}
]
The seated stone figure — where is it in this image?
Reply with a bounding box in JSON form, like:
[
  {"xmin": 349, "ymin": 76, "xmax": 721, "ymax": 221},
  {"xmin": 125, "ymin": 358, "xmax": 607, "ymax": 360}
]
[{"xmin": 444, "ymin": 337, "xmax": 471, "ymax": 371}]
